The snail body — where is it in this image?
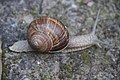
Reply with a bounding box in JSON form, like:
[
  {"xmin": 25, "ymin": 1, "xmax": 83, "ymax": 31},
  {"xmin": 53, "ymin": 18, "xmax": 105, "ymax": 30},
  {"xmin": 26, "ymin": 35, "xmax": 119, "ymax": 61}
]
[{"xmin": 9, "ymin": 8, "xmax": 101, "ymax": 53}]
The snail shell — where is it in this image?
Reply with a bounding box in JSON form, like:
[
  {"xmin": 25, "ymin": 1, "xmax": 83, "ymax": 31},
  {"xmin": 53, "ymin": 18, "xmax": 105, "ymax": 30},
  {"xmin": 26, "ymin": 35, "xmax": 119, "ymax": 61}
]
[{"xmin": 27, "ymin": 16, "xmax": 69, "ymax": 52}]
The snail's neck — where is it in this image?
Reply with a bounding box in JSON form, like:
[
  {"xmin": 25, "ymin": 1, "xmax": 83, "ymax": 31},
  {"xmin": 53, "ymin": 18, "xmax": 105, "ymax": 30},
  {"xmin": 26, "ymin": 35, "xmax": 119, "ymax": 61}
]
[
  {"xmin": 61, "ymin": 33, "xmax": 97, "ymax": 52},
  {"xmin": 68, "ymin": 33, "xmax": 97, "ymax": 47}
]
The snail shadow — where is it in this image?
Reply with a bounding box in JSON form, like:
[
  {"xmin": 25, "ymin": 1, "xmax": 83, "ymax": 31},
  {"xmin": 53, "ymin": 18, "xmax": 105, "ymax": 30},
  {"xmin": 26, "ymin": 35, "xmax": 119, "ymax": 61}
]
[
  {"xmin": 31, "ymin": 51, "xmax": 67, "ymax": 55},
  {"xmin": 25, "ymin": 51, "xmax": 67, "ymax": 60}
]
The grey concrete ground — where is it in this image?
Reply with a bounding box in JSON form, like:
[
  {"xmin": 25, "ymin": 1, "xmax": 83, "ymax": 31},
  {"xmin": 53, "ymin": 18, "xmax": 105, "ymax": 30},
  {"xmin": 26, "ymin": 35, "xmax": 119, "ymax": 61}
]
[{"xmin": 0, "ymin": 0, "xmax": 120, "ymax": 80}]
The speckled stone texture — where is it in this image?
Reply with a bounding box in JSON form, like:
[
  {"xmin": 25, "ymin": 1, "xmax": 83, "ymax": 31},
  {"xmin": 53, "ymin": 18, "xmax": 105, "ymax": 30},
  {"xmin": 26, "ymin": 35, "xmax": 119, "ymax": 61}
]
[{"xmin": 0, "ymin": 0, "xmax": 120, "ymax": 80}]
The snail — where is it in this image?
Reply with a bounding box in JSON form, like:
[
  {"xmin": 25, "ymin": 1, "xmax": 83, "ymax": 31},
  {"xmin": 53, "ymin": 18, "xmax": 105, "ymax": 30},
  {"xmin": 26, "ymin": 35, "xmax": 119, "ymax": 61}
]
[{"xmin": 9, "ymin": 8, "xmax": 102, "ymax": 53}]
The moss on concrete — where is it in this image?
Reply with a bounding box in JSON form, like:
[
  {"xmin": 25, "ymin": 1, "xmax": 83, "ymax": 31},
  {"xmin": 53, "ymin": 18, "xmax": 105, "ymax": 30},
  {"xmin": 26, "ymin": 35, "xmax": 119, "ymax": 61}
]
[
  {"xmin": 81, "ymin": 50, "xmax": 91, "ymax": 65},
  {"xmin": 63, "ymin": 64, "xmax": 73, "ymax": 72}
]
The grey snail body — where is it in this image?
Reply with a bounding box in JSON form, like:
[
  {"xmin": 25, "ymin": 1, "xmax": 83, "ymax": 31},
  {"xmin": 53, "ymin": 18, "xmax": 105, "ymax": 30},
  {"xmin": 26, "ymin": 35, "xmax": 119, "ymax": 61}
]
[{"xmin": 9, "ymin": 8, "xmax": 101, "ymax": 53}]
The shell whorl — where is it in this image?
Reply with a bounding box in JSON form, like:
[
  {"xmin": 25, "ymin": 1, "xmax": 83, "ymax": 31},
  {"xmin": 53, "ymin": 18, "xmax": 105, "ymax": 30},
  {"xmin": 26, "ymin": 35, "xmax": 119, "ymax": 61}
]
[{"xmin": 27, "ymin": 16, "xmax": 69, "ymax": 52}]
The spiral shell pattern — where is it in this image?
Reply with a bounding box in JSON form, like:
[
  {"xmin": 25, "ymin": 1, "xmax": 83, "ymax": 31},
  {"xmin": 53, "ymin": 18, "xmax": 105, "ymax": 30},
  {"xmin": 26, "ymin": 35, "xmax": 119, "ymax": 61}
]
[{"xmin": 27, "ymin": 16, "xmax": 69, "ymax": 52}]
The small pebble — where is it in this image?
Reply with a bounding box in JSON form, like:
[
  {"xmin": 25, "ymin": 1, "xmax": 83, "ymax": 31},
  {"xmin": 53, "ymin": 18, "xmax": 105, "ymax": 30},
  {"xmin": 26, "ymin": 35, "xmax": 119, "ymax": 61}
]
[
  {"xmin": 23, "ymin": 14, "xmax": 34, "ymax": 24},
  {"xmin": 71, "ymin": 4, "xmax": 77, "ymax": 9},
  {"xmin": 87, "ymin": 1, "xmax": 94, "ymax": 7},
  {"xmin": 37, "ymin": 61, "xmax": 41, "ymax": 65}
]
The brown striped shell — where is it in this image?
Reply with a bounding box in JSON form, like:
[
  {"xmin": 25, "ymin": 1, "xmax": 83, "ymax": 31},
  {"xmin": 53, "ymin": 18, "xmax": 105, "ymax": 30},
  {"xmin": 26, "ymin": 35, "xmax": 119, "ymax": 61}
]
[{"xmin": 27, "ymin": 16, "xmax": 69, "ymax": 52}]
